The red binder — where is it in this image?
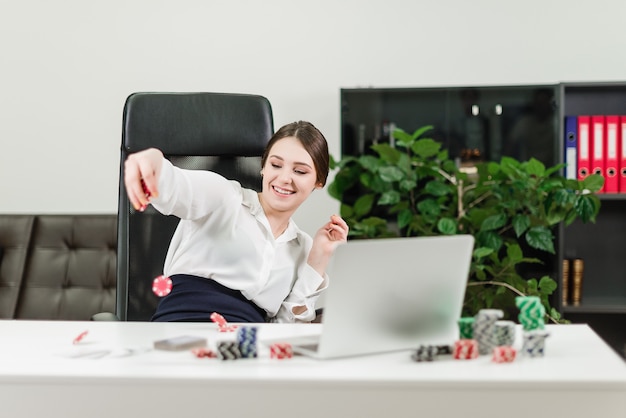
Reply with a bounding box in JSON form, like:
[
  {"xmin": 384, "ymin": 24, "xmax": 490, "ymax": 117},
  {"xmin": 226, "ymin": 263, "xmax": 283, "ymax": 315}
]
[
  {"xmin": 591, "ymin": 115, "xmax": 605, "ymax": 192},
  {"xmin": 604, "ymin": 116, "xmax": 620, "ymax": 193},
  {"xmin": 577, "ymin": 116, "xmax": 591, "ymax": 181},
  {"xmin": 620, "ymin": 116, "xmax": 626, "ymax": 193}
]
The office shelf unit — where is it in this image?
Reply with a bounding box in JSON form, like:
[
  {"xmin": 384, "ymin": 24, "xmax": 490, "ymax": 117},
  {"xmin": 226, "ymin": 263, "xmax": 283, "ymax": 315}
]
[
  {"xmin": 557, "ymin": 82, "xmax": 626, "ymax": 358},
  {"xmin": 340, "ymin": 82, "xmax": 626, "ymax": 358}
]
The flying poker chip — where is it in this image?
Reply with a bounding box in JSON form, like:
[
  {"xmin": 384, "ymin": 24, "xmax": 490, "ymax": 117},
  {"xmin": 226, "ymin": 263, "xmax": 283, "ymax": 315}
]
[
  {"xmin": 73, "ymin": 330, "xmax": 89, "ymax": 345},
  {"xmin": 152, "ymin": 275, "xmax": 173, "ymax": 297},
  {"xmin": 210, "ymin": 312, "xmax": 227, "ymax": 327},
  {"xmin": 210, "ymin": 312, "xmax": 238, "ymax": 332}
]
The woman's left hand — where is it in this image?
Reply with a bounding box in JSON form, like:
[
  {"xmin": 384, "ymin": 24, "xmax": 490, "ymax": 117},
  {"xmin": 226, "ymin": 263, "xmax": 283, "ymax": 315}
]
[
  {"xmin": 307, "ymin": 215, "xmax": 349, "ymax": 276},
  {"xmin": 318, "ymin": 214, "xmax": 349, "ymax": 248}
]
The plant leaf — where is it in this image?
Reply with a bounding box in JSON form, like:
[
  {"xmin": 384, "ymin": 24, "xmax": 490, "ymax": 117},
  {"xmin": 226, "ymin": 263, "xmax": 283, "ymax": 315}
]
[
  {"xmin": 371, "ymin": 143, "xmax": 401, "ymax": 164},
  {"xmin": 359, "ymin": 154, "xmax": 380, "ymax": 170},
  {"xmin": 526, "ymin": 158, "xmax": 545, "ymax": 177},
  {"xmin": 512, "ymin": 214, "xmax": 530, "ymax": 237},
  {"xmin": 526, "ymin": 278, "xmax": 538, "ymax": 294},
  {"xmin": 397, "ymin": 209, "xmax": 413, "ymax": 229},
  {"xmin": 411, "ymin": 125, "xmax": 434, "ymax": 140},
  {"xmin": 411, "ymin": 139, "xmax": 441, "ymax": 158},
  {"xmin": 437, "ymin": 217, "xmax": 457, "ymax": 235},
  {"xmin": 574, "ymin": 194, "xmax": 600, "ymax": 223},
  {"xmin": 473, "ymin": 247, "xmax": 494, "ymax": 258},
  {"xmin": 378, "ymin": 166, "xmax": 404, "ymax": 182},
  {"xmin": 506, "ymin": 243, "xmax": 523, "ymax": 262},
  {"xmin": 582, "ymin": 173, "xmax": 604, "ymax": 192},
  {"xmin": 481, "ymin": 213, "xmax": 507, "ymax": 232},
  {"xmin": 424, "ymin": 180, "xmax": 450, "ymax": 196},
  {"xmin": 477, "ymin": 230, "xmax": 503, "ymax": 252},
  {"xmin": 399, "ymin": 179, "xmax": 417, "ymax": 192},
  {"xmin": 393, "ymin": 129, "xmax": 413, "ymax": 148},
  {"xmin": 538, "ymin": 276, "xmax": 558, "ymax": 295},
  {"xmin": 525, "ymin": 226, "xmax": 555, "ymax": 254},
  {"xmin": 417, "ymin": 199, "xmax": 441, "ymax": 217},
  {"xmin": 354, "ymin": 194, "xmax": 375, "ymax": 217},
  {"xmin": 378, "ymin": 190, "xmax": 401, "ymax": 205}
]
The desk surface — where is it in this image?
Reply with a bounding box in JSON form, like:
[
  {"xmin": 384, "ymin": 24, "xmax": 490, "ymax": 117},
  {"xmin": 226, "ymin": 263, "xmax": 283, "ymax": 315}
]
[{"xmin": 0, "ymin": 320, "xmax": 625, "ymax": 418}]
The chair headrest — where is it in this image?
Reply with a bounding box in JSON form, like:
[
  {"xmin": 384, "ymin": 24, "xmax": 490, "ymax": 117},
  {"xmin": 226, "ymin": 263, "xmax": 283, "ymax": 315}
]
[{"xmin": 122, "ymin": 92, "xmax": 273, "ymax": 157}]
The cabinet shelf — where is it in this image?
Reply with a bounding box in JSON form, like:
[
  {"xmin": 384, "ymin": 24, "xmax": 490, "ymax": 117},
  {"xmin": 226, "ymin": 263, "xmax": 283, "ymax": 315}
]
[
  {"xmin": 562, "ymin": 297, "xmax": 626, "ymax": 314},
  {"xmin": 597, "ymin": 193, "xmax": 626, "ymax": 201}
]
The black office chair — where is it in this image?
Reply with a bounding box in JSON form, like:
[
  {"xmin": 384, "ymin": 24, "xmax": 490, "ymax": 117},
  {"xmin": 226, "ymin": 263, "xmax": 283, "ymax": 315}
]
[{"xmin": 115, "ymin": 92, "xmax": 273, "ymax": 321}]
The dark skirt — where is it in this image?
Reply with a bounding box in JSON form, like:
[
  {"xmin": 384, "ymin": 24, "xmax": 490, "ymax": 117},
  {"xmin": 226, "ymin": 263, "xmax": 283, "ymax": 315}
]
[{"xmin": 151, "ymin": 274, "xmax": 267, "ymax": 323}]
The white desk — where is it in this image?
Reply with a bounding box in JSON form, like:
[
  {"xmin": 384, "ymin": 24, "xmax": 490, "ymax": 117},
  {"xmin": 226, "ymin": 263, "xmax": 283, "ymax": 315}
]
[{"xmin": 0, "ymin": 320, "xmax": 624, "ymax": 418}]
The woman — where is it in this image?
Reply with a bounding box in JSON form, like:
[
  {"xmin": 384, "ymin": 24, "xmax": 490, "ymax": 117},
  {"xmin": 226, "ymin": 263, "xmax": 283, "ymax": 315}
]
[{"xmin": 124, "ymin": 121, "xmax": 349, "ymax": 323}]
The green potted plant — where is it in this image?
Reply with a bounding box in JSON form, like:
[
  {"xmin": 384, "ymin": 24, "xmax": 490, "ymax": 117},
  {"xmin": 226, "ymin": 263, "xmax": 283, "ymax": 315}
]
[{"xmin": 328, "ymin": 125, "xmax": 603, "ymax": 321}]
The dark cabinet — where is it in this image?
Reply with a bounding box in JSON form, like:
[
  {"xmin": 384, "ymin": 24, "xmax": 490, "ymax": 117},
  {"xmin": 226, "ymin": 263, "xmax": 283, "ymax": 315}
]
[{"xmin": 557, "ymin": 82, "xmax": 626, "ymax": 358}]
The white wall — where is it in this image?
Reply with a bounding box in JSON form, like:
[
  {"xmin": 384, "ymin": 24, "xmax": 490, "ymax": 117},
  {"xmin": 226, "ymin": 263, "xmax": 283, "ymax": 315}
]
[{"xmin": 1, "ymin": 0, "xmax": 625, "ymax": 235}]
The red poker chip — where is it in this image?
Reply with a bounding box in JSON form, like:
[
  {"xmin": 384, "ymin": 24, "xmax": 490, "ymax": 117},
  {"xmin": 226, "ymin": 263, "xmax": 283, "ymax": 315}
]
[
  {"xmin": 492, "ymin": 346, "xmax": 516, "ymax": 363},
  {"xmin": 270, "ymin": 342, "xmax": 293, "ymax": 359},
  {"xmin": 140, "ymin": 179, "xmax": 151, "ymax": 198},
  {"xmin": 73, "ymin": 330, "xmax": 89, "ymax": 345},
  {"xmin": 152, "ymin": 275, "xmax": 173, "ymax": 297},
  {"xmin": 210, "ymin": 312, "xmax": 227, "ymax": 327},
  {"xmin": 210, "ymin": 312, "xmax": 238, "ymax": 332},
  {"xmin": 192, "ymin": 348, "xmax": 217, "ymax": 358}
]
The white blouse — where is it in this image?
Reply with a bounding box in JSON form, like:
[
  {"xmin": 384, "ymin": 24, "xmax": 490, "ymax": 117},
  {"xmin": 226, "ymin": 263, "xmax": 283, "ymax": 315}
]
[{"xmin": 150, "ymin": 158, "xmax": 328, "ymax": 322}]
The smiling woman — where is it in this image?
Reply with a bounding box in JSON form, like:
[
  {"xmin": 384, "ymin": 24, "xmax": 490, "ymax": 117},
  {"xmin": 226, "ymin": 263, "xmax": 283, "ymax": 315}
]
[
  {"xmin": 123, "ymin": 121, "xmax": 349, "ymax": 324},
  {"xmin": 260, "ymin": 136, "xmax": 323, "ymax": 237}
]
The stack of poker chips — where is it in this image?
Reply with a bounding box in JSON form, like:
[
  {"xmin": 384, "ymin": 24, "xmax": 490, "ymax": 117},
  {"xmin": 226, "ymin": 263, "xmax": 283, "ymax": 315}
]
[
  {"xmin": 457, "ymin": 317, "xmax": 475, "ymax": 339},
  {"xmin": 492, "ymin": 346, "xmax": 516, "ymax": 363},
  {"xmin": 454, "ymin": 317, "xmax": 478, "ymax": 360},
  {"xmin": 411, "ymin": 345, "xmax": 439, "ymax": 362},
  {"xmin": 270, "ymin": 342, "xmax": 293, "ymax": 359},
  {"xmin": 491, "ymin": 320, "xmax": 517, "ymax": 362},
  {"xmin": 516, "ymin": 296, "xmax": 550, "ymax": 357},
  {"xmin": 236, "ymin": 326, "xmax": 258, "ymax": 359},
  {"xmin": 516, "ymin": 296, "xmax": 545, "ymax": 331},
  {"xmin": 473, "ymin": 309, "xmax": 504, "ymax": 355},
  {"xmin": 453, "ymin": 339, "xmax": 479, "ymax": 359},
  {"xmin": 522, "ymin": 330, "xmax": 550, "ymax": 357},
  {"xmin": 494, "ymin": 320, "xmax": 516, "ymax": 347},
  {"xmin": 216, "ymin": 341, "xmax": 242, "ymax": 360}
]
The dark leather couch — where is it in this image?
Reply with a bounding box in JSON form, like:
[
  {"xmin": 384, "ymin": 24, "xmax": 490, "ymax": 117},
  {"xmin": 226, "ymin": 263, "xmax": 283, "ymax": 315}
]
[{"xmin": 0, "ymin": 214, "xmax": 116, "ymax": 320}]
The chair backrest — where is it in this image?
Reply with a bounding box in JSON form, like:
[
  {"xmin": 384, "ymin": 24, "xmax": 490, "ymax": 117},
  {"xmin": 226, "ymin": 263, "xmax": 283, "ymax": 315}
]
[{"xmin": 117, "ymin": 92, "xmax": 273, "ymax": 320}]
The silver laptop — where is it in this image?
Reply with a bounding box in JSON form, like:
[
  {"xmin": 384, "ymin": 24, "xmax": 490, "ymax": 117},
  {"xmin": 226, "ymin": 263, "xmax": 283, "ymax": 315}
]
[{"xmin": 285, "ymin": 235, "xmax": 475, "ymax": 359}]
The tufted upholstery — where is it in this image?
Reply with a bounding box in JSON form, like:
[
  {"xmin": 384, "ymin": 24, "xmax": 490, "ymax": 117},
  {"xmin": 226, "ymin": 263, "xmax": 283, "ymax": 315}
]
[
  {"xmin": 0, "ymin": 215, "xmax": 35, "ymax": 318},
  {"xmin": 0, "ymin": 214, "xmax": 116, "ymax": 320}
]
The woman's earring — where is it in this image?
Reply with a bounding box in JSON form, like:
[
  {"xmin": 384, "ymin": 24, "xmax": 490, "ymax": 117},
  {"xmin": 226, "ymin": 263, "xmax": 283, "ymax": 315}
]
[{"xmin": 260, "ymin": 170, "xmax": 263, "ymax": 177}]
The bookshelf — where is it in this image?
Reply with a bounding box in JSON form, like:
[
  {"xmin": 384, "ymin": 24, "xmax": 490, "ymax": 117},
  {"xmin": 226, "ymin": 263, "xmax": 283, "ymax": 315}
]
[
  {"xmin": 340, "ymin": 82, "xmax": 626, "ymax": 358},
  {"xmin": 557, "ymin": 82, "xmax": 626, "ymax": 358}
]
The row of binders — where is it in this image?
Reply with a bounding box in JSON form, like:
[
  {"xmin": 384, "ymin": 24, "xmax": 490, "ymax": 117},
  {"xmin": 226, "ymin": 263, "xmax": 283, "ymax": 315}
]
[{"xmin": 564, "ymin": 115, "xmax": 626, "ymax": 193}]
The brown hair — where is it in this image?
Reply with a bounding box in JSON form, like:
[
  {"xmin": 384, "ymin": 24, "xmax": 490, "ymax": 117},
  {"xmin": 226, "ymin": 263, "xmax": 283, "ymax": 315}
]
[{"xmin": 261, "ymin": 121, "xmax": 330, "ymax": 186}]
